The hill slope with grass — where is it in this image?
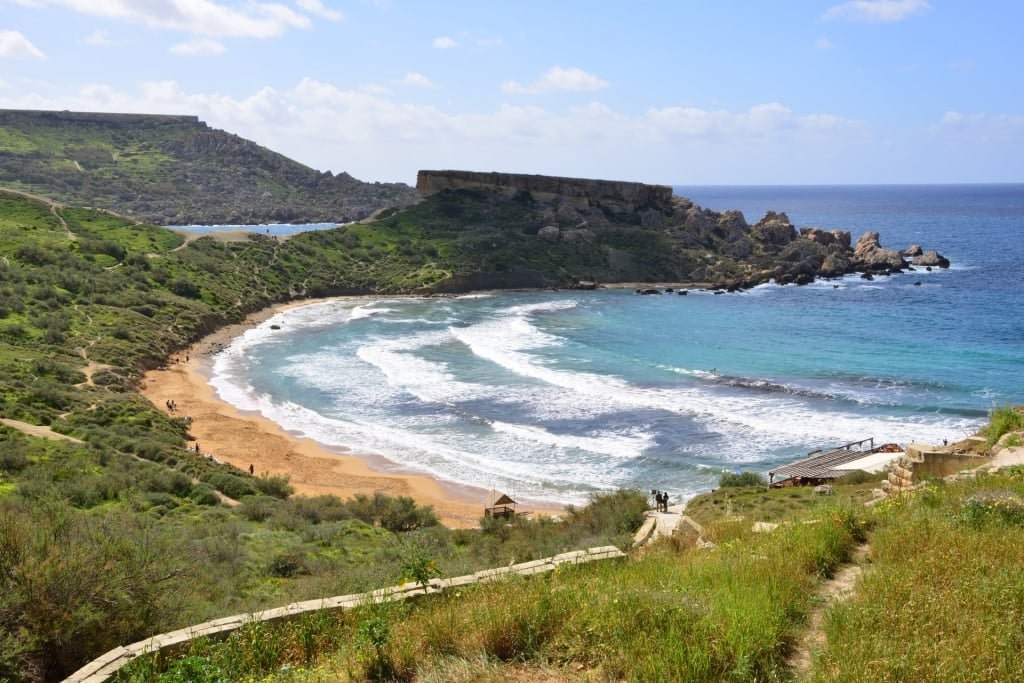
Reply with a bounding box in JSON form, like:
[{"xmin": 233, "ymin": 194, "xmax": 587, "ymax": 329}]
[{"xmin": 0, "ymin": 109, "xmax": 416, "ymax": 225}]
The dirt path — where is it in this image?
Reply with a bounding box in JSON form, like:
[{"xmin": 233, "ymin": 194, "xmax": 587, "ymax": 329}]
[
  {"xmin": 788, "ymin": 543, "xmax": 870, "ymax": 678},
  {"xmin": 0, "ymin": 418, "xmax": 83, "ymax": 443}
]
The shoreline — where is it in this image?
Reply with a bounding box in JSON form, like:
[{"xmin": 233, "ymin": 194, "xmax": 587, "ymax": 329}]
[{"xmin": 140, "ymin": 298, "xmax": 567, "ymax": 529}]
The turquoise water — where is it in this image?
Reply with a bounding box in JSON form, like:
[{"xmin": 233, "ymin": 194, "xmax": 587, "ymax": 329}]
[{"xmin": 209, "ymin": 185, "xmax": 1024, "ymax": 507}]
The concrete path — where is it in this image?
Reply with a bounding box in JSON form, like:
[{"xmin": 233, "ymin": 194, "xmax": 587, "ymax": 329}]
[{"xmin": 634, "ymin": 504, "xmax": 691, "ymax": 546}]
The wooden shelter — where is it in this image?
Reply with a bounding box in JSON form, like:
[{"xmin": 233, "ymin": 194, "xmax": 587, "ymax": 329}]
[{"xmin": 484, "ymin": 493, "xmax": 518, "ymax": 520}]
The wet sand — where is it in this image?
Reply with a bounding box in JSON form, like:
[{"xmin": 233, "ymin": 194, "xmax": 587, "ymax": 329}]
[{"xmin": 140, "ymin": 300, "xmax": 566, "ymax": 528}]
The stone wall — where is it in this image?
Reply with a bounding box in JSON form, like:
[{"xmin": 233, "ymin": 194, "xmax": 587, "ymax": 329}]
[
  {"xmin": 887, "ymin": 442, "xmax": 988, "ymax": 492},
  {"xmin": 416, "ymin": 170, "xmax": 674, "ymax": 213}
]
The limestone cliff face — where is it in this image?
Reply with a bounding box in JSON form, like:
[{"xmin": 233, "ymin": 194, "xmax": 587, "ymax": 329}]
[{"xmin": 416, "ymin": 170, "xmax": 674, "ymax": 213}]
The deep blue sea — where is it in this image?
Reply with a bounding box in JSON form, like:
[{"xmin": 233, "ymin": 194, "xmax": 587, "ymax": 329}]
[{"xmin": 208, "ymin": 185, "xmax": 1024, "ymax": 508}]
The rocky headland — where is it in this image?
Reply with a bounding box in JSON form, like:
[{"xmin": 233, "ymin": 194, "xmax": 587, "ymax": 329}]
[{"xmin": 412, "ymin": 170, "xmax": 950, "ymax": 291}]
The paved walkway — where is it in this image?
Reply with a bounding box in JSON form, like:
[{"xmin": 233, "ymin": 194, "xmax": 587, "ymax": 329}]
[{"xmin": 634, "ymin": 504, "xmax": 693, "ymax": 546}]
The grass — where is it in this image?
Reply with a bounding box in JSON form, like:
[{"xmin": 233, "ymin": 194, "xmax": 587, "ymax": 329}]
[
  {"xmin": 985, "ymin": 403, "xmax": 1024, "ymax": 446},
  {"xmin": 118, "ymin": 504, "xmax": 868, "ymax": 682},
  {"xmin": 121, "ymin": 470, "xmax": 1024, "ymax": 682},
  {"xmin": 685, "ymin": 474, "xmax": 886, "ymax": 528},
  {"xmin": 814, "ymin": 471, "xmax": 1024, "ymax": 682}
]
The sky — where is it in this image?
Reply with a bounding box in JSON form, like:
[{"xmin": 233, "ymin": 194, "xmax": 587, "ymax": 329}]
[{"xmin": 1, "ymin": 0, "xmax": 1023, "ymax": 186}]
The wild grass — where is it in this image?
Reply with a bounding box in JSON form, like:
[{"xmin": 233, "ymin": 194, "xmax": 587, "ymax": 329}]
[
  {"xmin": 118, "ymin": 505, "xmax": 866, "ymax": 682},
  {"xmin": 814, "ymin": 472, "xmax": 1024, "ymax": 682},
  {"xmin": 984, "ymin": 403, "xmax": 1024, "ymax": 446}
]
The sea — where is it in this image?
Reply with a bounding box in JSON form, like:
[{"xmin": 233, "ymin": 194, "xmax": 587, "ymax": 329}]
[{"xmin": 205, "ymin": 185, "xmax": 1024, "ymax": 508}]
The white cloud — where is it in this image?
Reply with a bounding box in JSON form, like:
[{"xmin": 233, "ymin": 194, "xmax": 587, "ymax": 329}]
[
  {"xmin": 822, "ymin": 0, "xmax": 931, "ymax": 23},
  {"xmin": 296, "ymin": 0, "xmax": 344, "ymax": 22},
  {"xmin": 432, "ymin": 36, "xmax": 458, "ymax": 49},
  {"xmin": 815, "ymin": 37, "xmax": 835, "ymax": 49},
  {"xmin": 502, "ymin": 66, "xmax": 609, "ymax": 95},
  {"xmin": 646, "ymin": 102, "xmax": 862, "ymax": 139},
  {"xmin": 81, "ymin": 29, "xmax": 114, "ymax": 45},
  {"xmin": 18, "ymin": 0, "xmax": 311, "ymax": 38},
  {"xmin": 0, "ymin": 30, "xmax": 45, "ymax": 59},
  {"xmin": 12, "ymin": 78, "xmax": 1015, "ymax": 185},
  {"xmin": 400, "ymin": 72, "xmax": 433, "ymax": 87},
  {"xmin": 939, "ymin": 111, "xmax": 1024, "ymax": 135},
  {"xmin": 170, "ymin": 38, "xmax": 227, "ymax": 56}
]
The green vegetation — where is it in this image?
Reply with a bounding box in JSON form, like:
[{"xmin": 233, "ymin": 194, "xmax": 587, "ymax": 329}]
[
  {"xmin": 0, "ymin": 191, "xmax": 657, "ymax": 681},
  {"xmin": 718, "ymin": 469, "xmax": 768, "ymax": 488},
  {"xmin": 816, "ymin": 471, "xmax": 1024, "ymax": 681},
  {"xmin": 0, "ymin": 110, "xmax": 415, "ymax": 225},
  {"xmin": 0, "ymin": 188, "xmax": 1020, "ymax": 682},
  {"xmin": 117, "ymin": 469, "xmax": 1024, "ymax": 683},
  {"xmin": 984, "ymin": 403, "xmax": 1024, "ymax": 446},
  {"xmin": 119, "ymin": 501, "xmax": 870, "ymax": 682}
]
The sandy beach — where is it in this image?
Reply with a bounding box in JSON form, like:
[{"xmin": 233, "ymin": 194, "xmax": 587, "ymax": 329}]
[{"xmin": 140, "ymin": 299, "xmax": 565, "ymax": 529}]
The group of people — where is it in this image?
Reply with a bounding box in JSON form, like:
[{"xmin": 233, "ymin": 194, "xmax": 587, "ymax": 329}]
[{"xmin": 652, "ymin": 489, "xmax": 671, "ymax": 513}]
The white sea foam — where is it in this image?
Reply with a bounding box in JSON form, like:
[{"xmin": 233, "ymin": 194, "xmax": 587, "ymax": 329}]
[
  {"xmin": 207, "ymin": 281, "xmax": 998, "ymax": 504},
  {"xmin": 489, "ymin": 421, "xmax": 653, "ymax": 459}
]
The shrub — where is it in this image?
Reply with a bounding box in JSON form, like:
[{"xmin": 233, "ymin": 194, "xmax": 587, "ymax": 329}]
[
  {"xmin": 203, "ymin": 473, "xmax": 257, "ymax": 500},
  {"xmin": 719, "ymin": 470, "xmax": 767, "ymax": 488},
  {"xmin": 188, "ymin": 484, "xmax": 221, "ymax": 506},
  {"xmin": 985, "ymin": 404, "xmax": 1024, "ymax": 446},
  {"xmin": 237, "ymin": 495, "xmax": 278, "ymax": 522},
  {"xmin": 833, "ymin": 469, "xmax": 882, "ymax": 485},
  {"xmin": 565, "ymin": 488, "xmax": 649, "ymax": 538},
  {"xmin": 380, "ymin": 496, "xmax": 438, "ymax": 532},
  {"xmin": 251, "ymin": 472, "xmax": 294, "ymax": 499}
]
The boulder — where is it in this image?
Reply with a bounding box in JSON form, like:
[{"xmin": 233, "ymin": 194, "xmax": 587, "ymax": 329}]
[
  {"xmin": 813, "ymin": 484, "xmax": 834, "ymax": 495},
  {"xmin": 853, "ymin": 231, "xmax": 907, "ymax": 271},
  {"xmin": 751, "ymin": 211, "xmax": 797, "ymax": 247},
  {"xmin": 718, "ymin": 210, "xmax": 750, "ymax": 242},
  {"xmin": 537, "ymin": 225, "xmax": 560, "ymax": 242},
  {"xmin": 902, "ymin": 244, "xmax": 924, "ymax": 257},
  {"xmin": 912, "ymin": 250, "xmax": 950, "ymax": 268}
]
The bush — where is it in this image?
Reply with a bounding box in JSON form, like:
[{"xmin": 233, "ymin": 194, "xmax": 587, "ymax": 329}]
[
  {"xmin": 718, "ymin": 470, "xmax": 767, "ymax": 488},
  {"xmin": 566, "ymin": 488, "xmax": 649, "ymax": 537},
  {"xmin": 985, "ymin": 403, "xmax": 1024, "ymax": 446},
  {"xmin": 237, "ymin": 495, "xmax": 278, "ymax": 522},
  {"xmin": 833, "ymin": 469, "xmax": 882, "ymax": 485},
  {"xmin": 251, "ymin": 472, "xmax": 294, "ymax": 499},
  {"xmin": 203, "ymin": 473, "xmax": 256, "ymax": 500},
  {"xmin": 188, "ymin": 484, "xmax": 221, "ymax": 506},
  {"xmin": 0, "ymin": 502, "xmax": 189, "ymax": 681}
]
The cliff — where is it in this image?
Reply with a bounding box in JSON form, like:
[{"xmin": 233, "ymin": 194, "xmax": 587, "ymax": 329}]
[
  {"xmin": 416, "ymin": 170, "xmax": 674, "ymax": 213},
  {"xmin": 0, "ymin": 108, "xmax": 416, "ymax": 225}
]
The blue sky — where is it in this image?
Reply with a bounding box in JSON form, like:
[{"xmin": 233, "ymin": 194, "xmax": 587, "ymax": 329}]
[{"xmin": 2, "ymin": 1, "xmax": 1022, "ymax": 186}]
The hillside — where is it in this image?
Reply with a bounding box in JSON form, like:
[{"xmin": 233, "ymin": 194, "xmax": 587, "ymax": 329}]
[{"xmin": 0, "ymin": 109, "xmax": 416, "ymax": 225}]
